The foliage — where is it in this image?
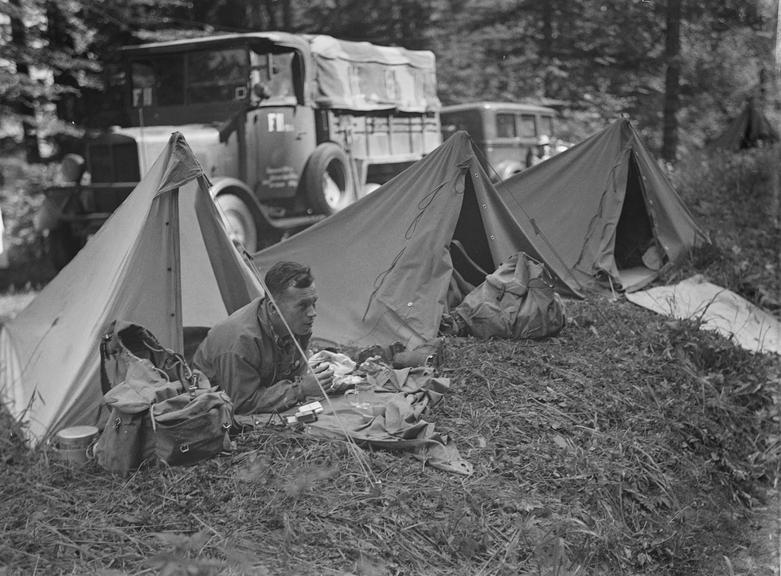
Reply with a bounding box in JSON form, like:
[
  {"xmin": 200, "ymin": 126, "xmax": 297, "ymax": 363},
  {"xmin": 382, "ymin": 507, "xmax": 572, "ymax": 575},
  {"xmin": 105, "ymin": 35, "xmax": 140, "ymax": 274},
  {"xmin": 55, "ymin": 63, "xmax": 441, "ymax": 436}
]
[
  {"xmin": 0, "ymin": 154, "xmax": 52, "ymax": 265},
  {"xmin": 0, "ymin": 0, "xmax": 777, "ymax": 158},
  {"xmin": 663, "ymin": 144, "xmax": 781, "ymax": 308}
]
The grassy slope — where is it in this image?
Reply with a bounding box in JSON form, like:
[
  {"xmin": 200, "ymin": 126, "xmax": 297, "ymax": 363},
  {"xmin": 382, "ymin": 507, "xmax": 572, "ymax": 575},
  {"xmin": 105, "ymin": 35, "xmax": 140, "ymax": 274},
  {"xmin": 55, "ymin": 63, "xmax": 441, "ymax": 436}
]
[{"xmin": 0, "ymin": 147, "xmax": 779, "ymax": 576}]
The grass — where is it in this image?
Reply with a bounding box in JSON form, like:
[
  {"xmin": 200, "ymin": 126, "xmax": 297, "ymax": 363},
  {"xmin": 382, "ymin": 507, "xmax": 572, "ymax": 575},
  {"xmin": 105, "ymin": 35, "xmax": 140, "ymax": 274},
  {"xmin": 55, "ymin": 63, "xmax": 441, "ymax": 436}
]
[
  {"xmin": 0, "ymin": 145, "xmax": 779, "ymax": 575},
  {"xmin": 1, "ymin": 300, "xmax": 778, "ymax": 575}
]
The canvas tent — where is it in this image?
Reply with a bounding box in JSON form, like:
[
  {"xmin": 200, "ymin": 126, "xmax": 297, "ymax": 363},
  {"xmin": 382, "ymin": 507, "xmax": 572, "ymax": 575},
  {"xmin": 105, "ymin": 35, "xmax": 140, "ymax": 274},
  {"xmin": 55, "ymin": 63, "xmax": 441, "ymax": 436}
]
[
  {"xmin": 0, "ymin": 133, "xmax": 263, "ymax": 445},
  {"xmin": 252, "ymin": 131, "xmax": 582, "ymax": 350},
  {"xmin": 497, "ymin": 119, "xmax": 709, "ymax": 293},
  {"xmin": 712, "ymin": 99, "xmax": 779, "ymax": 151}
]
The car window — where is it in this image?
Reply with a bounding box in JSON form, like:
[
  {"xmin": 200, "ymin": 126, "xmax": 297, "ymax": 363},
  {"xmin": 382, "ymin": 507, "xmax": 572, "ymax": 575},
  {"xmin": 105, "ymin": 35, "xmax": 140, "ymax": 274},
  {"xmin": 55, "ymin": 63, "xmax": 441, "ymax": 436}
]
[
  {"xmin": 540, "ymin": 115, "xmax": 554, "ymax": 136},
  {"xmin": 496, "ymin": 113, "xmax": 517, "ymax": 138},
  {"xmin": 520, "ymin": 114, "xmax": 536, "ymax": 137}
]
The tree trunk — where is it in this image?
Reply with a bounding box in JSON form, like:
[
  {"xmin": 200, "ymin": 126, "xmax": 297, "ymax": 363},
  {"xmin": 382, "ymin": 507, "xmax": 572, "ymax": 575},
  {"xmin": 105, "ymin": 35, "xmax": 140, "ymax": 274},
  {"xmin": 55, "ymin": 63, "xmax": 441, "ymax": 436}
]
[
  {"xmin": 263, "ymin": 0, "xmax": 278, "ymax": 30},
  {"xmin": 540, "ymin": 0, "xmax": 554, "ymax": 98},
  {"xmin": 10, "ymin": 0, "xmax": 40, "ymax": 163},
  {"xmin": 661, "ymin": 0, "xmax": 681, "ymax": 163},
  {"xmin": 282, "ymin": 0, "xmax": 293, "ymax": 30},
  {"xmin": 47, "ymin": 1, "xmax": 79, "ymax": 125},
  {"xmin": 772, "ymin": 0, "xmax": 780, "ymax": 227}
]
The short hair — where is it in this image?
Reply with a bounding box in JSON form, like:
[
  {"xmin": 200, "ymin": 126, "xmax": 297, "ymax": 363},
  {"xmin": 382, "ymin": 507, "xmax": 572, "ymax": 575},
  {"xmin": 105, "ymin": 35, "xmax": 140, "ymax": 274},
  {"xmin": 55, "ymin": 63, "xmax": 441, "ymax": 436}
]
[{"xmin": 265, "ymin": 261, "xmax": 313, "ymax": 297}]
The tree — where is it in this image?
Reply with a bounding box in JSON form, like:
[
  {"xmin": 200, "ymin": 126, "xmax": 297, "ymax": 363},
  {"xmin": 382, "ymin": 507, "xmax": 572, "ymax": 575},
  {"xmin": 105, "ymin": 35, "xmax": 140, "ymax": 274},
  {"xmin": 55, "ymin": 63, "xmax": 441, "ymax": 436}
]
[
  {"xmin": 1, "ymin": 0, "xmax": 774, "ymax": 160},
  {"xmin": 6, "ymin": 0, "xmax": 41, "ymax": 162},
  {"xmin": 662, "ymin": 0, "xmax": 682, "ymax": 162}
]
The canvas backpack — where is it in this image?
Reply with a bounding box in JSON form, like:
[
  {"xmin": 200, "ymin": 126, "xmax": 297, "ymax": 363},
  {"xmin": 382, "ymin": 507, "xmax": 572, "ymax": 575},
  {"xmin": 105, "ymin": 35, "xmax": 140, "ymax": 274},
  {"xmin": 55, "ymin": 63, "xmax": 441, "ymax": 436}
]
[
  {"xmin": 454, "ymin": 252, "xmax": 566, "ymax": 340},
  {"xmin": 94, "ymin": 322, "xmax": 232, "ymax": 475}
]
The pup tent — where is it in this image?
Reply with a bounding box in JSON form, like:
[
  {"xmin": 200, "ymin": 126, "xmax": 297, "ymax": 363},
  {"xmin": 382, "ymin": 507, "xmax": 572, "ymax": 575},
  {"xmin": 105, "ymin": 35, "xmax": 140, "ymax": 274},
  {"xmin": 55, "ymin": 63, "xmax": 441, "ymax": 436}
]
[
  {"xmin": 711, "ymin": 98, "xmax": 779, "ymax": 151},
  {"xmin": 252, "ymin": 131, "xmax": 582, "ymax": 350},
  {"xmin": 0, "ymin": 133, "xmax": 263, "ymax": 445},
  {"xmin": 497, "ymin": 118, "xmax": 709, "ymax": 293}
]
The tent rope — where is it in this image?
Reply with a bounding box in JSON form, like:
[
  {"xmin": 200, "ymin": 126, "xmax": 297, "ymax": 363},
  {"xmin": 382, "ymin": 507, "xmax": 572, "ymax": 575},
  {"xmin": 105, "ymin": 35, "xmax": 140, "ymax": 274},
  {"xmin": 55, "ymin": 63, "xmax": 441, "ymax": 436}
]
[{"xmin": 362, "ymin": 172, "xmax": 458, "ymax": 322}]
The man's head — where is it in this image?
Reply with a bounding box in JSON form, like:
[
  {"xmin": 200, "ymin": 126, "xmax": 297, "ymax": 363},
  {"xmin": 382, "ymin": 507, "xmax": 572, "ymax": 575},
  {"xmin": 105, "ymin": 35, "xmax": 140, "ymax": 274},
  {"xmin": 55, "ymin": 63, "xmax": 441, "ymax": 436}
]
[
  {"xmin": 535, "ymin": 134, "xmax": 551, "ymax": 160},
  {"xmin": 265, "ymin": 261, "xmax": 318, "ymax": 336}
]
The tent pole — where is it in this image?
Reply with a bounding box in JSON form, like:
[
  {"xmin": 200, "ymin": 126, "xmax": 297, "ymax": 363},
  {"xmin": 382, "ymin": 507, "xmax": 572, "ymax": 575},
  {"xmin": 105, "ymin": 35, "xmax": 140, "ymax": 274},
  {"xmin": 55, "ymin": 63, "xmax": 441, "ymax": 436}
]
[{"xmin": 170, "ymin": 187, "xmax": 183, "ymax": 352}]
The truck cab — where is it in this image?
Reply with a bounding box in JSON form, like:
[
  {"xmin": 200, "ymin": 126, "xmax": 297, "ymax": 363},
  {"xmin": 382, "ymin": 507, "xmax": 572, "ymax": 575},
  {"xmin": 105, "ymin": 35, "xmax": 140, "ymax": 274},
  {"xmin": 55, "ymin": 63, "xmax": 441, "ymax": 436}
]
[{"xmin": 38, "ymin": 33, "xmax": 441, "ymax": 268}]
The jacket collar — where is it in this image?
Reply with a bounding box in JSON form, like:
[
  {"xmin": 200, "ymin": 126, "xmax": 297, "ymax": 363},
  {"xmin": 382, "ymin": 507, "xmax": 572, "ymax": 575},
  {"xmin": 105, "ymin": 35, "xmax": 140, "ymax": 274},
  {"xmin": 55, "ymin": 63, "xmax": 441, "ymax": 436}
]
[{"xmin": 257, "ymin": 298, "xmax": 311, "ymax": 349}]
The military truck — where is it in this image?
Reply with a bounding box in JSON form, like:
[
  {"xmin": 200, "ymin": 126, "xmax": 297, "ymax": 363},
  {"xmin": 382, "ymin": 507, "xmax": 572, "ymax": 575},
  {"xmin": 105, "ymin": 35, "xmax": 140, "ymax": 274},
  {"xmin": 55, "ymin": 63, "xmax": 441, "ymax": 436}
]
[{"xmin": 38, "ymin": 32, "xmax": 442, "ymax": 267}]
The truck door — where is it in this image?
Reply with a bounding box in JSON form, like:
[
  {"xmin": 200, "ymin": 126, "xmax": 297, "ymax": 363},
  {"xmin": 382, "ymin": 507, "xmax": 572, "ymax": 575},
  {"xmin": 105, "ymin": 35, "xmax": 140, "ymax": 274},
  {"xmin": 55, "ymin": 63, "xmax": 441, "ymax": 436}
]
[{"xmin": 249, "ymin": 50, "xmax": 315, "ymax": 203}]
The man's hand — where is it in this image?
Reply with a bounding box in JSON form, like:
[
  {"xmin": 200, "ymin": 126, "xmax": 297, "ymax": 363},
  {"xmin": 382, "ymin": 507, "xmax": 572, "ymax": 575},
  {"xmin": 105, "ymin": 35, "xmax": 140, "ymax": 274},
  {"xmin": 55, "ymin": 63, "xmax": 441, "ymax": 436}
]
[{"xmin": 301, "ymin": 362, "xmax": 334, "ymax": 395}]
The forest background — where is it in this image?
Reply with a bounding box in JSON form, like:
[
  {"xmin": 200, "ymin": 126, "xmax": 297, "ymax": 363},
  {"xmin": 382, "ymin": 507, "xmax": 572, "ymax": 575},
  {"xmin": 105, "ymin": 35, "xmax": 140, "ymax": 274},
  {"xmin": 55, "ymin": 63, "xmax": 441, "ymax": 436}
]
[{"xmin": 0, "ymin": 0, "xmax": 779, "ymax": 167}]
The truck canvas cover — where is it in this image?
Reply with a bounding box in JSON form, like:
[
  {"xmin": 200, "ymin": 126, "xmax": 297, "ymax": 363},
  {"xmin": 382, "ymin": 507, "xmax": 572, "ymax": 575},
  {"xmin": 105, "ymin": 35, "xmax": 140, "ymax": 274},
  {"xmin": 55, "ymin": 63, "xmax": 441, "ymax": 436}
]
[{"xmin": 306, "ymin": 34, "xmax": 440, "ymax": 113}]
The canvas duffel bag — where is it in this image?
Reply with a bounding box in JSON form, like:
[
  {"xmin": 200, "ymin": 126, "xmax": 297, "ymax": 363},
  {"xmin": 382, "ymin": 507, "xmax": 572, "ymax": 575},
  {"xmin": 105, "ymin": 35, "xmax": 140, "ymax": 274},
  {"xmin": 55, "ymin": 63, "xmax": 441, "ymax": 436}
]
[{"xmin": 454, "ymin": 252, "xmax": 566, "ymax": 339}]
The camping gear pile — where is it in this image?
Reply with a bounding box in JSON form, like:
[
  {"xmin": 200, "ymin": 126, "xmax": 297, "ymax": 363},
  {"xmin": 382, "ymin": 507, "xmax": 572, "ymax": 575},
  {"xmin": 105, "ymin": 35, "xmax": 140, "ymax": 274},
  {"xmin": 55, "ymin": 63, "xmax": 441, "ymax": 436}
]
[{"xmin": 235, "ymin": 348, "xmax": 473, "ymax": 476}]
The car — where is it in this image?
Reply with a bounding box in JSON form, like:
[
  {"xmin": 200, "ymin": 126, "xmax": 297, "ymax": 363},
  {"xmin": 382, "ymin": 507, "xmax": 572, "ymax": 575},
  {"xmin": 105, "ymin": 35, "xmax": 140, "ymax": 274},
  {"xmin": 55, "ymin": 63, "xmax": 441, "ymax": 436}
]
[{"xmin": 441, "ymin": 101, "xmax": 557, "ymax": 180}]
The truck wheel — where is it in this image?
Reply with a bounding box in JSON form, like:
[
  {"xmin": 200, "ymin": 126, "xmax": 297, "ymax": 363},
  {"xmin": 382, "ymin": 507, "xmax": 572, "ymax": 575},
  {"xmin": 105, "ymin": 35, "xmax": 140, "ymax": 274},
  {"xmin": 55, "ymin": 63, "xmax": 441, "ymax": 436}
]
[
  {"xmin": 303, "ymin": 143, "xmax": 354, "ymax": 215},
  {"xmin": 48, "ymin": 223, "xmax": 81, "ymax": 271},
  {"xmin": 215, "ymin": 193, "xmax": 258, "ymax": 252}
]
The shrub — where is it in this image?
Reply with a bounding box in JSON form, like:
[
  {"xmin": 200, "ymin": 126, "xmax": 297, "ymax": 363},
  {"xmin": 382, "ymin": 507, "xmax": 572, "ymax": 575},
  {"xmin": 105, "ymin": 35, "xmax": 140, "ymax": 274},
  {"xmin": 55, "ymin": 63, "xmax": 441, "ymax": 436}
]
[
  {"xmin": 0, "ymin": 155, "xmax": 57, "ymax": 267},
  {"xmin": 665, "ymin": 144, "xmax": 780, "ymax": 306}
]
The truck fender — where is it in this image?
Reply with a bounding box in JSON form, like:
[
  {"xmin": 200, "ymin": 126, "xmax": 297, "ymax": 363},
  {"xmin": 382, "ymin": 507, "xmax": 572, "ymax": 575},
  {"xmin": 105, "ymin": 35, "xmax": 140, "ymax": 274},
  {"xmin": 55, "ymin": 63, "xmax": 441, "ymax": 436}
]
[
  {"xmin": 208, "ymin": 177, "xmax": 283, "ymax": 251},
  {"xmin": 208, "ymin": 177, "xmax": 275, "ymax": 229}
]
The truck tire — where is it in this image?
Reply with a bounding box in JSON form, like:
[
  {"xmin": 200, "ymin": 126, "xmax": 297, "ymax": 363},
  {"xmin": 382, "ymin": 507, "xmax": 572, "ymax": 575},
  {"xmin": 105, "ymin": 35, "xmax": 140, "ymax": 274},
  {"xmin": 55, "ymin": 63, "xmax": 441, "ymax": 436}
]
[
  {"xmin": 302, "ymin": 143, "xmax": 355, "ymax": 215},
  {"xmin": 215, "ymin": 193, "xmax": 258, "ymax": 252}
]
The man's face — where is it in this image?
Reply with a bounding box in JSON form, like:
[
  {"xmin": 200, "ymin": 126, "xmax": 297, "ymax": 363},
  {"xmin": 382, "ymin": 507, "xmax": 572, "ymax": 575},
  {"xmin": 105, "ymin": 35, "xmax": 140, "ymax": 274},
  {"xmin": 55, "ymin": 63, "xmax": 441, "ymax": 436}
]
[{"xmin": 275, "ymin": 284, "xmax": 318, "ymax": 336}]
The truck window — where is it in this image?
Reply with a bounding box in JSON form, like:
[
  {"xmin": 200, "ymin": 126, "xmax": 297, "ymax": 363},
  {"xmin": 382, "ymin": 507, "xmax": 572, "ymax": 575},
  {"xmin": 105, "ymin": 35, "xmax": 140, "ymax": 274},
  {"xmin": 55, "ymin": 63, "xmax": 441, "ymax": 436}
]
[
  {"xmin": 520, "ymin": 114, "xmax": 536, "ymax": 137},
  {"xmin": 131, "ymin": 49, "xmax": 249, "ymax": 107},
  {"xmin": 251, "ymin": 50, "xmax": 296, "ymax": 103},
  {"xmin": 496, "ymin": 113, "xmax": 517, "ymax": 138},
  {"xmin": 131, "ymin": 55, "xmax": 184, "ymax": 107},
  {"xmin": 187, "ymin": 48, "xmax": 249, "ymax": 103}
]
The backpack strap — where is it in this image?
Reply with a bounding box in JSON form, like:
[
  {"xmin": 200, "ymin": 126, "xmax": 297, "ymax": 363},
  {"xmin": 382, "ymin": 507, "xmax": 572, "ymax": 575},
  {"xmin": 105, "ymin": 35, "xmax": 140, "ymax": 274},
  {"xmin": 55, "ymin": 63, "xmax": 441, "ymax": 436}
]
[{"xmin": 99, "ymin": 321, "xmax": 118, "ymax": 395}]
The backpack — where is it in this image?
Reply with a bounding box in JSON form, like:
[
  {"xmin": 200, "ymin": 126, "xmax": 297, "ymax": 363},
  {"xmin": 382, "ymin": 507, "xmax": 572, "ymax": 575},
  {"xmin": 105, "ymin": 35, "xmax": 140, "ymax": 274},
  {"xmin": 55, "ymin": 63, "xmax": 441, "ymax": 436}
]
[
  {"xmin": 454, "ymin": 252, "xmax": 566, "ymax": 340},
  {"xmin": 94, "ymin": 322, "xmax": 232, "ymax": 475}
]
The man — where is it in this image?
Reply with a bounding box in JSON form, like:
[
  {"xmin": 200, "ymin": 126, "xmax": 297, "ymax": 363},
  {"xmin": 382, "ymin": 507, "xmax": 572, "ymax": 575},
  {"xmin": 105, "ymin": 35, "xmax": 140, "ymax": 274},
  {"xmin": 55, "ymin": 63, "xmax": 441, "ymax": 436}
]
[
  {"xmin": 193, "ymin": 261, "xmax": 334, "ymax": 414},
  {"xmin": 531, "ymin": 134, "xmax": 552, "ymax": 166}
]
